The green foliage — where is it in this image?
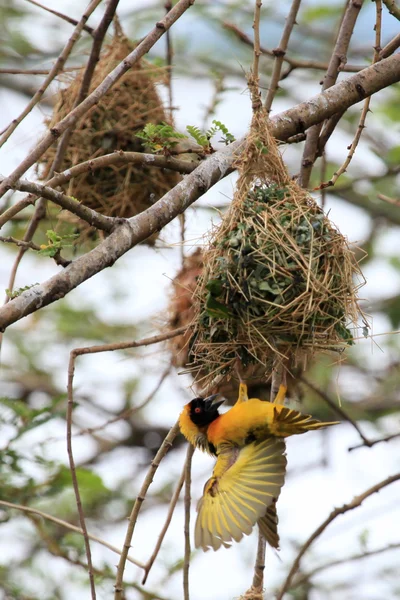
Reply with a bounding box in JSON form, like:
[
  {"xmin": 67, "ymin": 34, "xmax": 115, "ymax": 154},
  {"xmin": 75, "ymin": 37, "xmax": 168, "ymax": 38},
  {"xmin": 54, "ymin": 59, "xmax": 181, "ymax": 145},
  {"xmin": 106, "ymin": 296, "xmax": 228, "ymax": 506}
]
[
  {"xmin": 136, "ymin": 122, "xmax": 187, "ymax": 153},
  {"xmin": 5, "ymin": 282, "xmax": 39, "ymax": 299},
  {"xmin": 187, "ymin": 119, "xmax": 235, "ymax": 149},
  {"xmin": 37, "ymin": 230, "xmax": 78, "ymax": 257}
]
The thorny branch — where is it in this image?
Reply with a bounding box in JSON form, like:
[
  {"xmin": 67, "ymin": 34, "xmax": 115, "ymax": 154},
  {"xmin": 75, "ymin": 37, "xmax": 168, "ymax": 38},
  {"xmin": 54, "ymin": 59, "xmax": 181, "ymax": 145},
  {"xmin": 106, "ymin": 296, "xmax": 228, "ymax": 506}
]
[{"xmin": 276, "ymin": 471, "xmax": 400, "ymax": 599}]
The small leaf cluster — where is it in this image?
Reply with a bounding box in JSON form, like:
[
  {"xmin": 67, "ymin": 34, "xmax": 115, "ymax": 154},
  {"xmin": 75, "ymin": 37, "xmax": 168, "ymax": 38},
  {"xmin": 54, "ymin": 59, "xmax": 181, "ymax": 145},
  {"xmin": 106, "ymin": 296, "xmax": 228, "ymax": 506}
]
[
  {"xmin": 38, "ymin": 229, "xmax": 78, "ymax": 257},
  {"xmin": 136, "ymin": 120, "xmax": 235, "ymax": 154},
  {"xmin": 6, "ymin": 283, "xmax": 39, "ymax": 299},
  {"xmin": 135, "ymin": 122, "xmax": 187, "ymax": 153},
  {"xmin": 187, "ymin": 119, "xmax": 235, "ymax": 149}
]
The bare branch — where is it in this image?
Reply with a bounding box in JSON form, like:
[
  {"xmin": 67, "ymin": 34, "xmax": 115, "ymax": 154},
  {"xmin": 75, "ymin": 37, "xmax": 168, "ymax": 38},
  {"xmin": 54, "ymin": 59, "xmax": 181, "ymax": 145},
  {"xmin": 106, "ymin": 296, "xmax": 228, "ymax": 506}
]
[
  {"xmin": 300, "ymin": 376, "xmax": 372, "ymax": 447},
  {"xmin": 183, "ymin": 444, "xmax": 194, "ymax": 600},
  {"xmin": 114, "ymin": 422, "xmax": 180, "ymax": 600},
  {"xmin": 276, "ymin": 472, "xmax": 400, "ymax": 599},
  {"xmin": 291, "ymin": 542, "xmax": 400, "ymax": 590},
  {"xmin": 0, "ymin": 499, "xmax": 144, "ymax": 569},
  {"xmin": 0, "ymin": 178, "xmax": 115, "ymax": 231},
  {"xmin": 299, "ymin": 0, "xmax": 365, "ymax": 188},
  {"xmin": 223, "ymin": 22, "xmax": 363, "ymax": 73},
  {"xmin": 1, "ymin": 54, "xmax": 400, "ymax": 331},
  {"xmin": 67, "ymin": 351, "xmax": 97, "ymax": 599},
  {"xmin": 264, "ymin": 0, "xmax": 302, "ymax": 113},
  {"xmin": 142, "ymin": 457, "xmax": 186, "ymax": 584},
  {"xmin": 26, "ymin": 0, "xmax": 95, "ymax": 33},
  {"xmin": 382, "ymin": 0, "xmax": 400, "ymax": 19},
  {"xmin": 348, "ymin": 431, "xmax": 400, "ymax": 452}
]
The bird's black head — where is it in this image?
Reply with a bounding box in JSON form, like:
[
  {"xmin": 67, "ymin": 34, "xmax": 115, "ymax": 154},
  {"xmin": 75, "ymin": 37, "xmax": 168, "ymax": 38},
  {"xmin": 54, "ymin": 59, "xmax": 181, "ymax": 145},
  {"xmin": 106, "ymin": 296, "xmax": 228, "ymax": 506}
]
[{"xmin": 189, "ymin": 394, "xmax": 225, "ymax": 427}]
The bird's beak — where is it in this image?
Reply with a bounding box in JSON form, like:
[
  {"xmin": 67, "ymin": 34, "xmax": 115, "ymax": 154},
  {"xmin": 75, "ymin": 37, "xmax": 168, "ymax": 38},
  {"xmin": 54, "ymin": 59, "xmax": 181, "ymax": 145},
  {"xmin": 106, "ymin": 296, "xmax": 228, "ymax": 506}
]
[{"xmin": 203, "ymin": 394, "xmax": 225, "ymax": 412}]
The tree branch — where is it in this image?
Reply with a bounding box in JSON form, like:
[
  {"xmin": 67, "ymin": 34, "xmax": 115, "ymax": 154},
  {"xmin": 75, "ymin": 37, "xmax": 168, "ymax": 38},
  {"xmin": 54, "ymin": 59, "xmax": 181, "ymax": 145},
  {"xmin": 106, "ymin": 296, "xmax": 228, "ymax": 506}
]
[
  {"xmin": 1, "ymin": 54, "xmax": 400, "ymax": 331},
  {"xmin": 114, "ymin": 422, "xmax": 180, "ymax": 600},
  {"xmin": 276, "ymin": 472, "xmax": 400, "ymax": 599},
  {"xmin": 0, "ymin": 499, "xmax": 144, "ymax": 569}
]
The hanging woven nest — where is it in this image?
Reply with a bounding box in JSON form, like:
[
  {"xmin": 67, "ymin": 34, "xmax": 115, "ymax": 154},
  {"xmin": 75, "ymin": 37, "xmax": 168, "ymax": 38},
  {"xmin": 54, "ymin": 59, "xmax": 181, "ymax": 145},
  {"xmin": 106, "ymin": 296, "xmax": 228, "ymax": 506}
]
[
  {"xmin": 185, "ymin": 107, "xmax": 364, "ymax": 391},
  {"xmin": 38, "ymin": 34, "xmax": 179, "ymax": 244}
]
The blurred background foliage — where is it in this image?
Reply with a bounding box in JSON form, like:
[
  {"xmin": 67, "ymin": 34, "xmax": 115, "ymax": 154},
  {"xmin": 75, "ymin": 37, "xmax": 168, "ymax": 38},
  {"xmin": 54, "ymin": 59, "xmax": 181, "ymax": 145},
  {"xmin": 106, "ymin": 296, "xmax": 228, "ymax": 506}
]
[{"xmin": 0, "ymin": 0, "xmax": 400, "ymax": 599}]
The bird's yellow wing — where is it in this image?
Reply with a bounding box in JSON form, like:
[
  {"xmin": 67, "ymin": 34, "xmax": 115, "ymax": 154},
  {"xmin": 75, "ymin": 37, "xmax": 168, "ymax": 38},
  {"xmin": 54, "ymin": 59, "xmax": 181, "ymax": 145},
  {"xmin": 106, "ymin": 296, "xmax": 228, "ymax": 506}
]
[{"xmin": 195, "ymin": 437, "xmax": 286, "ymax": 551}]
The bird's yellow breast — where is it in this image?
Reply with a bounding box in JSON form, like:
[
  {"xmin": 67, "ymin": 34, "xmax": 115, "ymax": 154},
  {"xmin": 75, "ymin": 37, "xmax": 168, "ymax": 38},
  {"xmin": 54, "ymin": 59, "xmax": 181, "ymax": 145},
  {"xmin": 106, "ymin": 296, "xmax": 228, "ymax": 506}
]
[{"xmin": 207, "ymin": 399, "xmax": 277, "ymax": 447}]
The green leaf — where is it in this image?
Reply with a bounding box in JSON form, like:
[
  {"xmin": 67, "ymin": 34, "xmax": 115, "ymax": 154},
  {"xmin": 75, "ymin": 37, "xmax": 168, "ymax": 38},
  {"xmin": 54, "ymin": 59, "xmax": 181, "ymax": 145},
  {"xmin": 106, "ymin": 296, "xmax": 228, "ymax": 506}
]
[
  {"xmin": 205, "ymin": 294, "xmax": 232, "ymax": 319},
  {"xmin": 205, "ymin": 279, "xmax": 223, "ymax": 296}
]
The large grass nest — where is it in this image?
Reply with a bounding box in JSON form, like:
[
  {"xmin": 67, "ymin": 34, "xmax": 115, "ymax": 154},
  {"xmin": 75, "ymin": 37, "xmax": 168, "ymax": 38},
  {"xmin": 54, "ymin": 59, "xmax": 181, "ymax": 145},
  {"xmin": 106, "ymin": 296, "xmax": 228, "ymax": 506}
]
[
  {"xmin": 186, "ymin": 108, "xmax": 364, "ymax": 390},
  {"xmin": 38, "ymin": 34, "xmax": 179, "ymax": 243}
]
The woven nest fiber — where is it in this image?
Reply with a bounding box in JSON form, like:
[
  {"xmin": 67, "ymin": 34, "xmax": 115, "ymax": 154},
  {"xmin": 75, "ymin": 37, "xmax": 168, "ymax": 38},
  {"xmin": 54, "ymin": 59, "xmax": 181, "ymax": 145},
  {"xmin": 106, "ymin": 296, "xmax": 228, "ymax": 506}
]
[
  {"xmin": 39, "ymin": 34, "xmax": 179, "ymax": 243},
  {"xmin": 168, "ymin": 248, "xmax": 270, "ymax": 402},
  {"xmin": 186, "ymin": 109, "xmax": 363, "ymax": 390}
]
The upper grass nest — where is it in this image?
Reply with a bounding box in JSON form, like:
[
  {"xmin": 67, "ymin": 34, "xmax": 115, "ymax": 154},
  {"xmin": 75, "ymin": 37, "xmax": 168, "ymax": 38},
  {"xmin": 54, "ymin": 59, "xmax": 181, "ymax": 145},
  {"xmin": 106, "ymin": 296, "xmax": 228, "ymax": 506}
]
[
  {"xmin": 186, "ymin": 109, "xmax": 364, "ymax": 390},
  {"xmin": 38, "ymin": 34, "xmax": 179, "ymax": 243}
]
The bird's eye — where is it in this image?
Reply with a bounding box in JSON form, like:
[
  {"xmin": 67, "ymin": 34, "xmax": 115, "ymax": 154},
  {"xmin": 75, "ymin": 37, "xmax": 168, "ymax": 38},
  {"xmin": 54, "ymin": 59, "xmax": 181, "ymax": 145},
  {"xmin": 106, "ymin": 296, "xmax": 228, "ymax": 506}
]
[{"xmin": 194, "ymin": 407, "xmax": 202, "ymax": 414}]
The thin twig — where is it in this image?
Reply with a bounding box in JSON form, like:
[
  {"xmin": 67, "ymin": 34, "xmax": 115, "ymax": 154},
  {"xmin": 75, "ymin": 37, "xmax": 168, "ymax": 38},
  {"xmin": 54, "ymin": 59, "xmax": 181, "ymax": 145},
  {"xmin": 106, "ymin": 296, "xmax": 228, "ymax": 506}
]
[
  {"xmin": 223, "ymin": 22, "xmax": 363, "ymax": 73},
  {"xmin": 264, "ymin": 0, "xmax": 302, "ymax": 113},
  {"xmin": 183, "ymin": 444, "xmax": 194, "ymax": 600},
  {"xmin": 380, "ymin": 32, "xmax": 400, "ymax": 57},
  {"xmin": 0, "ymin": 234, "xmax": 70, "ymax": 269},
  {"xmin": 252, "ymin": 0, "xmax": 262, "ymax": 83},
  {"xmin": 299, "ymin": 0, "xmax": 365, "ymax": 188},
  {"xmin": 300, "ymin": 376, "xmax": 372, "ymax": 447},
  {"xmin": 0, "ymin": 500, "xmax": 144, "ymax": 568},
  {"xmin": 290, "ymin": 542, "xmax": 400, "ymax": 590},
  {"xmin": 0, "ymin": 0, "xmax": 102, "ymax": 149},
  {"xmin": 26, "ymin": 0, "xmax": 94, "ymax": 34},
  {"xmin": 348, "ymin": 431, "xmax": 400, "ymax": 452},
  {"xmin": 165, "ymin": 0, "xmax": 174, "ymax": 120},
  {"xmin": 142, "ymin": 458, "xmax": 186, "ymax": 584},
  {"xmin": 114, "ymin": 422, "xmax": 181, "ymax": 600},
  {"xmin": 276, "ymin": 471, "xmax": 400, "ymax": 599},
  {"xmin": 382, "ymin": 0, "xmax": 400, "ymax": 19},
  {"xmin": 315, "ymin": 0, "xmax": 382, "ymax": 190},
  {"xmin": 0, "ymin": 0, "xmax": 196, "ymax": 198},
  {"xmin": 67, "ymin": 352, "xmax": 97, "ymax": 599},
  {"xmin": 0, "ymin": 67, "xmax": 80, "ymax": 75},
  {"xmin": 72, "ymin": 326, "xmax": 187, "ymax": 358},
  {"xmin": 77, "ymin": 365, "xmax": 172, "ymax": 438}
]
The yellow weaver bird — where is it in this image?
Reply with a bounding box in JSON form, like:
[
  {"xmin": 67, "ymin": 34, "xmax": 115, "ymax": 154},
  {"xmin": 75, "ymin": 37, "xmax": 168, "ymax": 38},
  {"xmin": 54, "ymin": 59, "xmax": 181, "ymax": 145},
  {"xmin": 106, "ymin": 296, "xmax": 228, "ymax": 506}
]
[{"xmin": 179, "ymin": 382, "xmax": 338, "ymax": 551}]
